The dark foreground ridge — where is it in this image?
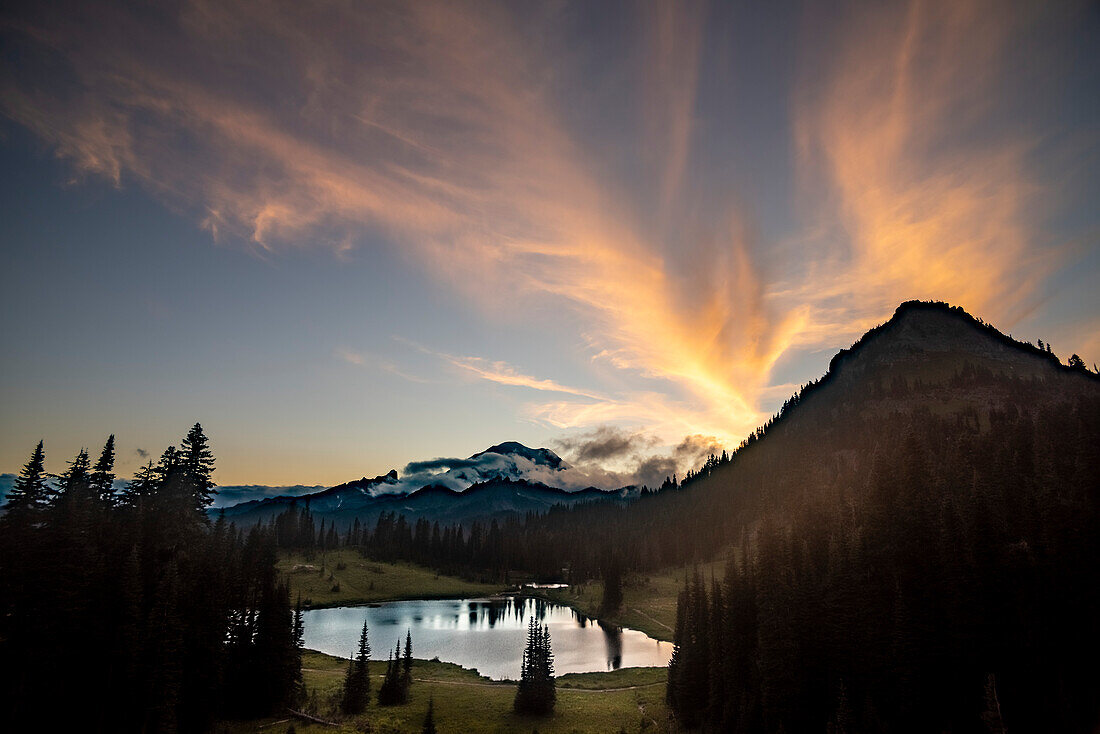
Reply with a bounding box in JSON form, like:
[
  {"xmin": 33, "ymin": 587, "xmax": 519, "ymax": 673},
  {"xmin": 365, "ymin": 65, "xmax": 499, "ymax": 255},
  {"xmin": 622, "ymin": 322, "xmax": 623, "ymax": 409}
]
[{"xmin": 659, "ymin": 301, "xmax": 1100, "ymax": 733}]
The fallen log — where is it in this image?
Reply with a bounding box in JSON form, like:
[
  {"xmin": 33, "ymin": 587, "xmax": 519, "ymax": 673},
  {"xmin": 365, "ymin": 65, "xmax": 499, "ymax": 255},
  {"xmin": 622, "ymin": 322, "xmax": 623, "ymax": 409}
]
[{"xmin": 286, "ymin": 708, "xmax": 339, "ymax": 727}]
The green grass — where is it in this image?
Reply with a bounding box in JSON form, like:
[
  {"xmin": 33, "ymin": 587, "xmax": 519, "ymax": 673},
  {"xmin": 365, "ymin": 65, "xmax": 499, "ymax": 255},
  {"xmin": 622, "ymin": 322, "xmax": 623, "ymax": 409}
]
[
  {"xmin": 532, "ymin": 559, "xmax": 727, "ymax": 643},
  {"xmin": 557, "ymin": 666, "xmax": 666, "ymax": 690},
  {"xmin": 280, "ymin": 549, "xmax": 508, "ymax": 608},
  {"xmin": 281, "ymin": 548, "xmax": 726, "ymax": 645},
  {"xmin": 217, "ymin": 650, "xmax": 676, "ymax": 733}
]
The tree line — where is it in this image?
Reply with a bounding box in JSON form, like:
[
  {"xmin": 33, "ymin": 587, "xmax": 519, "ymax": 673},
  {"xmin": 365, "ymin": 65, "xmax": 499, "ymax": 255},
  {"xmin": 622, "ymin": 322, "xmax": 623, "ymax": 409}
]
[
  {"xmin": 0, "ymin": 424, "xmax": 303, "ymax": 732},
  {"xmin": 667, "ymin": 399, "xmax": 1100, "ymax": 732},
  {"xmin": 262, "ymin": 366, "xmax": 1100, "ymax": 600}
]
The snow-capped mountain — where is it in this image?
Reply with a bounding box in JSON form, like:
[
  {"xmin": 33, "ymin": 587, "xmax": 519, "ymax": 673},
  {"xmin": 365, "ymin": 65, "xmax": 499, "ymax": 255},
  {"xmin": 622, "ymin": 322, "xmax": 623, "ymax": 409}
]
[{"xmin": 216, "ymin": 441, "xmax": 627, "ymax": 526}]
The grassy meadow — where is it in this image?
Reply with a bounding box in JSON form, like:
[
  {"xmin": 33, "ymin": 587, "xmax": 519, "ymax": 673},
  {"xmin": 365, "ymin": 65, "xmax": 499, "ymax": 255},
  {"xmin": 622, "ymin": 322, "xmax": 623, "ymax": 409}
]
[
  {"xmin": 279, "ymin": 548, "xmax": 507, "ymax": 608},
  {"xmin": 216, "ymin": 650, "xmax": 675, "ymax": 733},
  {"xmin": 279, "ymin": 546, "xmax": 727, "ymax": 643},
  {"xmin": 532, "ymin": 560, "xmax": 727, "ymax": 643}
]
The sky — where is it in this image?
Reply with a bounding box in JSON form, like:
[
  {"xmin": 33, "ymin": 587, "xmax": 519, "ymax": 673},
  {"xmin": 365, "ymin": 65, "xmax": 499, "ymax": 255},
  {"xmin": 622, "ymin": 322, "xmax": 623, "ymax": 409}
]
[{"xmin": 1, "ymin": 0, "xmax": 1098, "ymax": 488}]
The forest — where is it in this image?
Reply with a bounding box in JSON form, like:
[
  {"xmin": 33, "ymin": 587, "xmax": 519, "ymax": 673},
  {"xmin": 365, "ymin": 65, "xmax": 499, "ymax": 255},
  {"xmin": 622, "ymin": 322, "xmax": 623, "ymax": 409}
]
[
  {"xmin": 0, "ymin": 424, "xmax": 303, "ymax": 732},
  {"xmin": 667, "ymin": 402, "xmax": 1099, "ymax": 732}
]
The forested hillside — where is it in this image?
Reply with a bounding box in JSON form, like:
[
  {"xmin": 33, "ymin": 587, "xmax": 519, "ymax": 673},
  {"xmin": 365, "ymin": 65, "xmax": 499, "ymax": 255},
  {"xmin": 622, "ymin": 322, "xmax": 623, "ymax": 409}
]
[
  {"xmin": 0, "ymin": 425, "xmax": 303, "ymax": 732},
  {"xmin": 657, "ymin": 302, "xmax": 1100, "ymax": 731}
]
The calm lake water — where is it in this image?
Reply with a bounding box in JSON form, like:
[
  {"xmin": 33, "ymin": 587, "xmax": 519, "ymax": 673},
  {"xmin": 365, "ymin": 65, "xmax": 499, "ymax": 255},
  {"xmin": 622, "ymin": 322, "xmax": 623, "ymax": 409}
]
[{"xmin": 302, "ymin": 597, "xmax": 672, "ymax": 680}]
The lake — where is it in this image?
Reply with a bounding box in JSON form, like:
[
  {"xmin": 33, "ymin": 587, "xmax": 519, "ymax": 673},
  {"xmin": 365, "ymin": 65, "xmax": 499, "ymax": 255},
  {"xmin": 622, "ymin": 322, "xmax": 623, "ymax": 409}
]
[{"xmin": 302, "ymin": 597, "xmax": 673, "ymax": 680}]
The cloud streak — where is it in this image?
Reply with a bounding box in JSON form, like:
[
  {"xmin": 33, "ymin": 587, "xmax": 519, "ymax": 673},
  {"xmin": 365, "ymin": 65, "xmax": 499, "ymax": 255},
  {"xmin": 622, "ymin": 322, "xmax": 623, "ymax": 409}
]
[
  {"xmin": 789, "ymin": 0, "xmax": 1056, "ymax": 337},
  {"xmin": 0, "ymin": 0, "xmax": 1081, "ymax": 462},
  {"xmin": 442, "ymin": 355, "xmax": 607, "ymax": 401}
]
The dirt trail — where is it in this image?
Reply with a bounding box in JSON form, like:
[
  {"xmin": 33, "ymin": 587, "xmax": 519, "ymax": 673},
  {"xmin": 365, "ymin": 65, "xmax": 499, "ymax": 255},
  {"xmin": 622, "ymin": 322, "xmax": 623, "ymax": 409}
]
[
  {"xmin": 411, "ymin": 677, "xmax": 665, "ymax": 693},
  {"xmin": 630, "ymin": 607, "xmax": 674, "ymax": 634}
]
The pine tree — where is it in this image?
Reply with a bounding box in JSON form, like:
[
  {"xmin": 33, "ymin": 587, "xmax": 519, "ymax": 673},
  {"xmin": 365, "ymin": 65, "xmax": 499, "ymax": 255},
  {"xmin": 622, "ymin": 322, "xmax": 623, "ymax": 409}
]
[
  {"xmin": 3, "ymin": 440, "xmax": 50, "ymax": 524},
  {"xmin": 403, "ymin": 629, "xmax": 413, "ymax": 692},
  {"xmin": 56, "ymin": 448, "xmax": 92, "ymax": 502},
  {"xmin": 179, "ymin": 423, "xmax": 217, "ymax": 513},
  {"xmin": 377, "ymin": 642, "xmax": 405, "ymax": 705},
  {"xmin": 121, "ymin": 460, "xmax": 158, "ymax": 508},
  {"xmin": 0, "ymin": 423, "xmax": 307, "ymax": 730},
  {"xmin": 514, "ymin": 617, "xmax": 555, "ymax": 715},
  {"xmin": 89, "ymin": 434, "xmax": 117, "ymax": 506},
  {"xmin": 341, "ymin": 621, "xmax": 371, "ymax": 714}
]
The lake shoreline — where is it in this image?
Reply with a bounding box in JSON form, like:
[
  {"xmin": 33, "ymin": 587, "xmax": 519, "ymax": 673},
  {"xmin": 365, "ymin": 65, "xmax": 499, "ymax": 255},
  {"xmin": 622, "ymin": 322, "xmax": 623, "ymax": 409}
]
[
  {"xmin": 300, "ymin": 647, "xmax": 669, "ymax": 685},
  {"xmin": 279, "ymin": 549, "xmax": 683, "ymax": 644},
  {"xmin": 301, "ymin": 596, "xmax": 673, "ymax": 680}
]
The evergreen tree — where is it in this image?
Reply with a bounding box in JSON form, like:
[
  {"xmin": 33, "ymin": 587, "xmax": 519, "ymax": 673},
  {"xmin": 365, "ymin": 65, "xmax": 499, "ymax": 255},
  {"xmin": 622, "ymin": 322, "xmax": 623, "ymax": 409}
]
[
  {"xmin": 121, "ymin": 460, "xmax": 158, "ymax": 508},
  {"xmin": 341, "ymin": 621, "xmax": 372, "ymax": 714},
  {"xmin": 292, "ymin": 595, "xmax": 305, "ymax": 702},
  {"xmin": 3, "ymin": 440, "xmax": 49, "ymax": 523},
  {"xmin": 403, "ymin": 629, "xmax": 413, "ymax": 692},
  {"xmin": 514, "ymin": 617, "xmax": 555, "ymax": 715},
  {"xmin": 56, "ymin": 447, "xmax": 92, "ymax": 501},
  {"xmin": 179, "ymin": 423, "xmax": 217, "ymax": 513},
  {"xmin": 377, "ymin": 643, "xmax": 405, "ymax": 705},
  {"xmin": 0, "ymin": 423, "xmax": 304, "ymax": 731},
  {"xmin": 89, "ymin": 434, "xmax": 117, "ymax": 506}
]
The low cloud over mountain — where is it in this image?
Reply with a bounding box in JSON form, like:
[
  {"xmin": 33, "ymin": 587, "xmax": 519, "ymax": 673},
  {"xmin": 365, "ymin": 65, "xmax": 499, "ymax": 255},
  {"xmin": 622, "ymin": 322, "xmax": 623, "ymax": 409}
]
[
  {"xmin": 552, "ymin": 428, "xmax": 724, "ymax": 489},
  {"xmin": 208, "ymin": 433, "xmax": 728, "ymax": 510},
  {"xmin": 212, "ymin": 484, "xmax": 326, "ymax": 508}
]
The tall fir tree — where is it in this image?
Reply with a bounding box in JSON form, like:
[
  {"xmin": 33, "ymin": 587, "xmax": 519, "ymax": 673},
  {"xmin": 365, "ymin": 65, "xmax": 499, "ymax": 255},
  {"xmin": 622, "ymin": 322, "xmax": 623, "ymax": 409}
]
[
  {"xmin": 179, "ymin": 423, "xmax": 217, "ymax": 514},
  {"xmin": 89, "ymin": 434, "xmax": 117, "ymax": 506},
  {"xmin": 0, "ymin": 423, "xmax": 304, "ymax": 731},
  {"xmin": 514, "ymin": 617, "xmax": 555, "ymax": 715},
  {"xmin": 3, "ymin": 440, "xmax": 49, "ymax": 524},
  {"xmin": 403, "ymin": 629, "xmax": 413, "ymax": 691},
  {"xmin": 56, "ymin": 447, "xmax": 92, "ymax": 502},
  {"xmin": 341, "ymin": 621, "xmax": 371, "ymax": 714},
  {"xmin": 377, "ymin": 643, "xmax": 406, "ymax": 705}
]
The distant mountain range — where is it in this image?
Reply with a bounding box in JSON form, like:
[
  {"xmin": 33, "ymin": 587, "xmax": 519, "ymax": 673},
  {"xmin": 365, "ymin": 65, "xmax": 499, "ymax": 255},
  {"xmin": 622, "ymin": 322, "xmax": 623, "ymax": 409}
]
[{"xmin": 217, "ymin": 441, "xmax": 630, "ymax": 527}]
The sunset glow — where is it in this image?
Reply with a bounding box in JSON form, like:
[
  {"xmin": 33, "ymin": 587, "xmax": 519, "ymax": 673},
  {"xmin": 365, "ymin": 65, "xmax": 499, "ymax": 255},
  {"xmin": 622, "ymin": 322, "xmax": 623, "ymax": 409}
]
[{"xmin": 1, "ymin": 0, "xmax": 1097, "ymax": 485}]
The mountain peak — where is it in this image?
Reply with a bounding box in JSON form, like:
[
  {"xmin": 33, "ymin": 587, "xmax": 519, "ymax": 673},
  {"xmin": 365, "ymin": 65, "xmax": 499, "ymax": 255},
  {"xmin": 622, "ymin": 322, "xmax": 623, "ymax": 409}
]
[
  {"xmin": 825, "ymin": 300, "xmax": 1080, "ymax": 382},
  {"xmin": 470, "ymin": 441, "xmax": 565, "ymax": 470}
]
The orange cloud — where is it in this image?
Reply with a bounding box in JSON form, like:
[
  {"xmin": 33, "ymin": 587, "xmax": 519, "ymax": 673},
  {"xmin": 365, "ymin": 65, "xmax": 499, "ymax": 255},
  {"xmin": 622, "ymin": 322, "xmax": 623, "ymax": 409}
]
[
  {"xmin": 442, "ymin": 355, "xmax": 608, "ymax": 402},
  {"xmin": 791, "ymin": 0, "xmax": 1053, "ymax": 337},
  {"xmin": 0, "ymin": 0, "xmax": 1074, "ymax": 457}
]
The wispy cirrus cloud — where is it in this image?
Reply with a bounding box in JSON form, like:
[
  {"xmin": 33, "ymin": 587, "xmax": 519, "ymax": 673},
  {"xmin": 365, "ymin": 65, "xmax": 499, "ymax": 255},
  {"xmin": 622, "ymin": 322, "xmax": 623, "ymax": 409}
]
[
  {"xmin": 788, "ymin": 0, "xmax": 1060, "ymax": 338},
  {"xmin": 442, "ymin": 355, "xmax": 607, "ymax": 401},
  {"xmin": 334, "ymin": 347, "xmax": 366, "ymax": 367},
  {"xmin": 0, "ymin": 0, "xmax": 1086, "ymax": 463}
]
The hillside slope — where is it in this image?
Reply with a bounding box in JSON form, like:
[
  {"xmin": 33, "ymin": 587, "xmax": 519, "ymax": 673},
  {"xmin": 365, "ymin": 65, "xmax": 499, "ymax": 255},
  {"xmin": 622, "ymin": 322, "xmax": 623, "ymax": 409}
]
[{"xmin": 650, "ymin": 301, "xmax": 1100, "ymax": 732}]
